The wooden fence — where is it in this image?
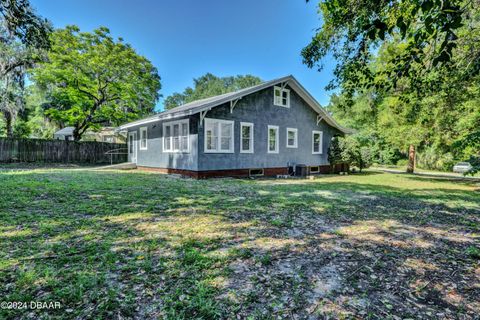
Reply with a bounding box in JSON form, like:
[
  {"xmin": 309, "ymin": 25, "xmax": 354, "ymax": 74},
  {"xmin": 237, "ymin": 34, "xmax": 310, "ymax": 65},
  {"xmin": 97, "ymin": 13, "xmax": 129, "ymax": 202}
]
[{"xmin": 0, "ymin": 138, "xmax": 127, "ymax": 164}]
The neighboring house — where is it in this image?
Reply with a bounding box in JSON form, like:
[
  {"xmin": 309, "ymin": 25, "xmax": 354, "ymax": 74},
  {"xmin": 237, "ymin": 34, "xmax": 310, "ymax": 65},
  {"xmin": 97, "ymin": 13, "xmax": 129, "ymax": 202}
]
[
  {"xmin": 53, "ymin": 127, "xmax": 126, "ymax": 143},
  {"xmin": 117, "ymin": 75, "xmax": 351, "ymax": 178}
]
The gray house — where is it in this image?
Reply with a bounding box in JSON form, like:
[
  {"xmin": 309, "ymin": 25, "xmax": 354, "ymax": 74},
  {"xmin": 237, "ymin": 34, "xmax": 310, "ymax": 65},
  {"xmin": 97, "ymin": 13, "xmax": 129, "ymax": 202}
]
[{"xmin": 117, "ymin": 75, "xmax": 350, "ymax": 178}]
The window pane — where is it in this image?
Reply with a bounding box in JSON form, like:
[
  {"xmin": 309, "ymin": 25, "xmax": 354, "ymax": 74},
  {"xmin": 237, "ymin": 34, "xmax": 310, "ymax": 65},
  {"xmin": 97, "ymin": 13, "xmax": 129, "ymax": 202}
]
[
  {"xmin": 164, "ymin": 126, "xmax": 171, "ymax": 150},
  {"xmin": 206, "ymin": 121, "xmax": 218, "ymax": 151},
  {"xmin": 181, "ymin": 136, "xmax": 188, "ymax": 151},
  {"xmin": 242, "ymin": 138, "xmax": 250, "ymax": 150},
  {"xmin": 313, "ymin": 133, "xmax": 320, "ymax": 152},
  {"xmin": 173, "ymin": 137, "xmax": 179, "ymax": 150},
  {"xmin": 141, "ymin": 129, "xmax": 147, "ymax": 148},
  {"xmin": 242, "ymin": 125, "xmax": 250, "ymax": 139},
  {"xmin": 221, "ymin": 137, "xmax": 231, "ymax": 150},
  {"xmin": 220, "ymin": 123, "xmax": 232, "ymax": 151},
  {"xmin": 269, "ymin": 128, "xmax": 277, "ymax": 151},
  {"xmin": 221, "ymin": 123, "xmax": 231, "ymax": 137},
  {"xmin": 288, "ymin": 130, "xmax": 296, "ymax": 146},
  {"xmin": 182, "ymin": 123, "xmax": 188, "ymax": 136}
]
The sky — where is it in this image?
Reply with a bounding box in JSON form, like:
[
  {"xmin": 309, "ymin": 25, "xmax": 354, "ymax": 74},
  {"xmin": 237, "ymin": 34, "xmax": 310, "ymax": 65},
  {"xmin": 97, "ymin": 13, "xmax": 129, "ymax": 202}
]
[{"xmin": 29, "ymin": 0, "xmax": 335, "ymax": 112}]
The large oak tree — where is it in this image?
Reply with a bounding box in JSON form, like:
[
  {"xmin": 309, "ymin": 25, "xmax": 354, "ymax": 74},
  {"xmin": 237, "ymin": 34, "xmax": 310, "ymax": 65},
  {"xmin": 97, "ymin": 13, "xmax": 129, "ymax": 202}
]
[
  {"xmin": 0, "ymin": 0, "xmax": 51, "ymax": 137},
  {"xmin": 303, "ymin": 0, "xmax": 480, "ymax": 172}
]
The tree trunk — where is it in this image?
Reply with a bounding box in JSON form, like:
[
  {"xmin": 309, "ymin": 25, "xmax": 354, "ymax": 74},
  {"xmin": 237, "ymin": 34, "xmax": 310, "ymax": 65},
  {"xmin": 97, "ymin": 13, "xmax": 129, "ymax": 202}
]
[
  {"xmin": 407, "ymin": 144, "xmax": 415, "ymax": 173},
  {"xmin": 2, "ymin": 110, "xmax": 13, "ymax": 138},
  {"xmin": 73, "ymin": 126, "xmax": 82, "ymax": 141}
]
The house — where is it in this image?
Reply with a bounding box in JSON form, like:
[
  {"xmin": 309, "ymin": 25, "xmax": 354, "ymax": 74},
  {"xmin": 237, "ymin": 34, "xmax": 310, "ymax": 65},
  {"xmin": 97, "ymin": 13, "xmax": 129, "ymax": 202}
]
[
  {"xmin": 53, "ymin": 127, "xmax": 126, "ymax": 143},
  {"xmin": 117, "ymin": 75, "xmax": 351, "ymax": 178}
]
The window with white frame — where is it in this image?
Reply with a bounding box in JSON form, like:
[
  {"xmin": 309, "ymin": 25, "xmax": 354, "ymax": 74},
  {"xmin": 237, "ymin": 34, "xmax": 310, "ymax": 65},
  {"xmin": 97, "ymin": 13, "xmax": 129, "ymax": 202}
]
[
  {"xmin": 268, "ymin": 125, "xmax": 279, "ymax": 153},
  {"xmin": 240, "ymin": 122, "xmax": 254, "ymax": 153},
  {"xmin": 140, "ymin": 127, "xmax": 148, "ymax": 150},
  {"xmin": 312, "ymin": 130, "xmax": 323, "ymax": 154},
  {"xmin": 204, "ymin": 118, "xmax": 234, "ymax": 153},
  {"xmin": 274, "ymin": 86, "xmax": 290, "ymax": 108},
  {"xmin": 163, "ymin": 119, "xmax": 189, "ymax": 152},
  {"xmin": 286, "ymin": 128, "xmax": 298, "ymax": 148}
]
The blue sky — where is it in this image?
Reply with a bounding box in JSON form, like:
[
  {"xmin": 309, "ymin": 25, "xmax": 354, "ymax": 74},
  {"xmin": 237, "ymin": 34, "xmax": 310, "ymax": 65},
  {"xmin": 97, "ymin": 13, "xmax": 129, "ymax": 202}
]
[{"xmin": 30, "ymin": 0, "xmax": 335, "ymax": 111}]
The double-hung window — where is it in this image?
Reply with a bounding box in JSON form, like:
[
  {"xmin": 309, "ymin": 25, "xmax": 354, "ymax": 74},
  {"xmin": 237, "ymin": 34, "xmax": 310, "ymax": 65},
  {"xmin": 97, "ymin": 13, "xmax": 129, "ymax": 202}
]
[
  {"xmin": 312, "ymin": 130, "xmax": 323, "ymax": 154},
  {"xmin": 286, "ymin": 128, "xmax": 297, "ymax": 148},
  {"xmin": 240, "ymin": 122, "xmax": 254, "ymax": 153},
  {"xmin": 274, "ymin": 86, "xmax": 290, "ymax": 108},
  {"xmin": 163, "ymin": 119, "xmax": 189, "ymax": 152},
  {"xmin": 267, "ymin": 125, "xmax": 279, "ymax": 153},
  {"xmin": 140, "ymin": 127, "xmax": 148, "ymax": 150},
  {"xmin": 204, "ymin": 118, "xmax": 234, "ymax": 153}
]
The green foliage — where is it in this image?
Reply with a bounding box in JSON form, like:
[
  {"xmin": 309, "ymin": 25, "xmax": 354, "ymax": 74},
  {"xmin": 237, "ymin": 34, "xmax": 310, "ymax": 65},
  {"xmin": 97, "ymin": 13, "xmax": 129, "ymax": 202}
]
[
  {"xmin": 332, "ymin": 135, "xmax": 373, "ymax": 172},
  {"xmin": 12, "ymin": 118, "xmax": 30, "ymax": 137},
  {"xmin": 31, "ymin": 25, "xmax": 161, "ymax": 140},
  {"xmin": 306, "ymin": 1, "xmax": 480, "ymax": 173},
  {"xmin": 303, "ymin": 0, "xmax": 477, "ymax": 96},
  {"xmin": 327, "ymin": 136, "xmax": 343, "ymax": 167},
  {"xmin": 0, "ymin": 0, "xmax": 52, "ymax": 48},
  {"xmin": 164, "ymin": 73, "xmax": 262, "ymax": 110},
  {"xmin": 0, "ymin": 0, "xmax": 51, "ymax": 138},
  {"xmin": 416, "ymin": 146, "xmax": 455, "ymax": 171}
]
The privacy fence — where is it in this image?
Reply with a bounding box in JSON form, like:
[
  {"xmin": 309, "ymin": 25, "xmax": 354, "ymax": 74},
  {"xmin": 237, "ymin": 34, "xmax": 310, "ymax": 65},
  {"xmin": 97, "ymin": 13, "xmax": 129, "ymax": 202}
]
[{"xmin": 0, "ymin": 138, "xmax": 127, "ymax": 164}]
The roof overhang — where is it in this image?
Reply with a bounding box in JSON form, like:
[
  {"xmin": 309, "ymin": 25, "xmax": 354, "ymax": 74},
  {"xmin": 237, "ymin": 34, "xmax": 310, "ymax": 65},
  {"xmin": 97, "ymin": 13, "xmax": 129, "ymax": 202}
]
[{"xmin": 117, "ymin": 75, "xmax": 352, "ymax": 134}]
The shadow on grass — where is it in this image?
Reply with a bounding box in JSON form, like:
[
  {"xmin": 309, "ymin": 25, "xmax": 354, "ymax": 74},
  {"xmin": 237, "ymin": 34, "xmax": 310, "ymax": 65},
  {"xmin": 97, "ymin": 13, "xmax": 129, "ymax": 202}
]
[{"xmin": 0, "ymin": 170, "xmax": 479, "ymax": 319}]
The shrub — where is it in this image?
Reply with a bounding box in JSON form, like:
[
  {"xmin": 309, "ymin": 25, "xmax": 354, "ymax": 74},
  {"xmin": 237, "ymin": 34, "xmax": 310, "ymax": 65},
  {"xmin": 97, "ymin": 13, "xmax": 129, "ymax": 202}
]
[{"xmin": 417, "ymin": 146, "xmax": 456, "ymax": 171}]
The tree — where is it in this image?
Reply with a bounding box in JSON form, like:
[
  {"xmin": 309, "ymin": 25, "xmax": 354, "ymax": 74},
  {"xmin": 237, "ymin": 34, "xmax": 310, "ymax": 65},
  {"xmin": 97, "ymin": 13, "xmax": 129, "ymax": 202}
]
[
  {"xmin": 31, "ymin": 26, "xmax": 161, "ymax": 141},
  {"xmin": 303, "ymin": 0, "xmax": 480, "ymax": 173},
  {"xmin": 302, "ymin": 0, "xmax": 478, "ymax": 95},
  {"xmin": 308, "ymin": 0, "xmax": 480, "ymax": 172},
  {"xmin": 340, "ymin": 136, "xmax": 373, "ymax": 172},
  {"xmin": 0, "ymin": 0, "xmax": 51, "ymax": 49},
  {"xmin": 164, "ymin": 73, "xmax": 262, "ymax": 110},
  {"xmin": 0, "ymin": 0, "xmax": 51, "ymax": 137},
  {"xmin": 327, "ymin": 136, "xmax": 343, "ymax": 171}
]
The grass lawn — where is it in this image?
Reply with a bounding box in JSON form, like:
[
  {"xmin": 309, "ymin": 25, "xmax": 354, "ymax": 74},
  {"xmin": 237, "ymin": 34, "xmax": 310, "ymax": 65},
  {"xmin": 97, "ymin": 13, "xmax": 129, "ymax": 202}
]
[{"xmin": 0, "ymin": 168, "xmax": 479, "ymax": 319}]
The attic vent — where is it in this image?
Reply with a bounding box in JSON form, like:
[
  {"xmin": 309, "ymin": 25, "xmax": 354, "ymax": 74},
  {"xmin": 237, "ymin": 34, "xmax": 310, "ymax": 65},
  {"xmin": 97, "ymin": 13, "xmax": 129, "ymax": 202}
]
[
  {"xmin": 249, "ymin": 168, "xmax": 264, "ymax": 177},
  {"xmin": 310, "ymin": 166, "xmax": 320, "ymax": 174}
]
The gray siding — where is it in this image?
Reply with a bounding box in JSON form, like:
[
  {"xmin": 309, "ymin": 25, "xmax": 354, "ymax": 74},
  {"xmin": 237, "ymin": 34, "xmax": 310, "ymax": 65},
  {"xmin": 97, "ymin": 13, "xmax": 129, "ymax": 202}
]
[
  {"xmin": 126, "ymin": 85, "xmax": 342, "ymax": 171},
  {"xmin": 197, "ymin": 86, "xmax": 341, "ymax": 171},
  {"xmin": 127, "ymin": 115, "xmax": 199, "ymax": 171}
]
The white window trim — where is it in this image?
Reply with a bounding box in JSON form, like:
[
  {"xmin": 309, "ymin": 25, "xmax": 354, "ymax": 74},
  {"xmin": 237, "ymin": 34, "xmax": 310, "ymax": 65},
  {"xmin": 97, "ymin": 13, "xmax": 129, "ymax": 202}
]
[
  {"xmin": 240, "ymin": 122, "xmax": 254, "ymax": 154},
  {"xmin": 139, "ymin": 126, "xmax": 148, "ymax": 150},
  {"xmin": 273, "ymin": 86, "xmax": 290, "ymax": 108},
  {"xmin": 312, "ymin": 130, "xmax": 323, "ymax": 154},
  {"xmin": 204, "ymin": 118, "xmax": 235, "ymax": 153},
  {"xmin": 267, "ymin": 125, "xmax": 279, "ymax": 154},
  {"xmin": 286, "ymin": 127, "xmax": 298, "ymax": 148},
  {"xmin": 162, "ymin": 119, "xmax": 190, "ymax": 153}
]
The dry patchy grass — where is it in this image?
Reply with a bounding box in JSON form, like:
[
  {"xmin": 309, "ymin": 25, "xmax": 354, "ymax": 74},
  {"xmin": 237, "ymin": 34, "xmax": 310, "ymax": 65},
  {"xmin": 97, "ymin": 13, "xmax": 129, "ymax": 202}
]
[{"xmin": 0, "ymin": 168, "xmax": 479, "ymax": 319}]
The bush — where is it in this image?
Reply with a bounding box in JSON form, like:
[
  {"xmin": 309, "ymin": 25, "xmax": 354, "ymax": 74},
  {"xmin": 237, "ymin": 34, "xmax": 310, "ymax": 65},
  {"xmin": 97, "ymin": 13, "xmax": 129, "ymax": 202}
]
[
  {"xmin": 378, "ymin": 148, "xmax": 404, "ymax": 165},
  {"xmin": 339, "ymin": 136, "xmax": 373, "ymax": 172},
  {"xmin": 417, "ymin": 146, "xmax": 456, "ymax": 171},
  {"xmin": 396, "ymin": 159, "xmax": 409, "ymax": 167}
]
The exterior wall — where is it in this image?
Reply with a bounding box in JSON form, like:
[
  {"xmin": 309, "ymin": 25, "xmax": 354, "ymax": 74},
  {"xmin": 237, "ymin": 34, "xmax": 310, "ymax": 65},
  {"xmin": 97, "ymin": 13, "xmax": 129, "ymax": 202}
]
[
  {"xmin": 126, "ymin": 85, "xmax": 343, "ymax": 174},
  {"xmin": 197, "ymin": 85, "xmax": 342, "ymax": 171},
  {"xmin": 126, "ymin": 115, "xmax": 199, "ymax": 171}
]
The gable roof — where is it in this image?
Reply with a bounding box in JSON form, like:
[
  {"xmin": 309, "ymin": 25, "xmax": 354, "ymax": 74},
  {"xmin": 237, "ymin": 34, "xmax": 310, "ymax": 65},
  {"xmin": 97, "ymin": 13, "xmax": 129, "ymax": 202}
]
[{"xmin": 117, "ymin": 75, "xmax": 351, "ymax": 134}]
